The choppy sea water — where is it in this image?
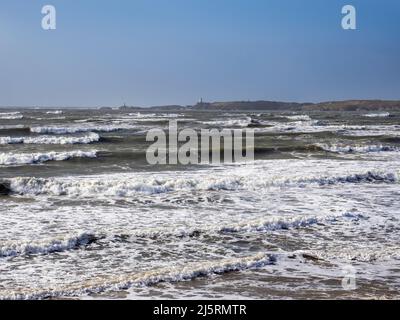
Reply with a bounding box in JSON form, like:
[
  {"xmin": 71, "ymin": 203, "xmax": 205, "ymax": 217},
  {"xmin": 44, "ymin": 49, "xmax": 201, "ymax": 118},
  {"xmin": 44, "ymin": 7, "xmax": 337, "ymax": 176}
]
[{"xmin": 0, "ymin": 108, "xmax": 399, "ymax": 300}]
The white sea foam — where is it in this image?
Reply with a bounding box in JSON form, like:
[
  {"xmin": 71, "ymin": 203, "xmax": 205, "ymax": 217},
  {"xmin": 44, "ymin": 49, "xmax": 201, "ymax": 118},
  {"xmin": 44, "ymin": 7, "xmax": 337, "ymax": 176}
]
[
  {"xmin": 201, "ymin": 117, "xmax": 252, "ymax": 127},
  {"xmin": 222, "ymin": 211, "xmax": 369, "ymax": 234},
  {"xmin": 46, "ymin": 110, "xmax": 63, "ymax": 115},
  {"xmin": 97, "ymin": 213, "xmax": 350, "ymax": 241},
  {"xmin": 0, "ymin": 214, "xmax": 329, "ymax": 261},
  {"xmin": 0, "ymin": 137, "xmax": 24, "ymax": 144},
  {"xmin": 0, "ymin": 112, "xmax": 23, "ymax": 120},
  {"xmin": 0, "ymin": 133, "xmax": 100, "ymax": 145},
  {"xmin": 6, "ymin": 160, "xmax": 398, "ymax": 196},
  {"xmin": 0, "ymin": 232, "xmax": 96, "ymax": 258},
  {"xmin": 255, "ymin": 122, "xmax": 400, "ymax": 136},
  {"xmin": 30, "ymin": 124, "xmax": 136, "ymax": 134},
  {"xmin": 317, "ymin": 144, "xmax": 399, "ymax": 154},
  {"xmin": 1, "ymin": 253, "xmax": 275, "ymax": 300},
  {"xmin": 341, "ymin": 129, "xmax": 400, "ymax": 137},
  {"xmin": 220, "ymin": 216, "xmax": 320, "ymax": 233},
  {"xmin": 296, "ymin": 247, "xmax": 400, "ymax": 263},
  {"xmin": 0, "ymin": 150, "xmax": 97, "ymax": 166},
  {"xmin": 364, "ymin": 112, "xmax": 390, "ymax": 118},
  {"xmin": 128, "ymin": 113, "xmax": 181, "ymax": 118},
  {"xmin": 284, "ymin": 115, "xmax": 312, "ymax": 121}
]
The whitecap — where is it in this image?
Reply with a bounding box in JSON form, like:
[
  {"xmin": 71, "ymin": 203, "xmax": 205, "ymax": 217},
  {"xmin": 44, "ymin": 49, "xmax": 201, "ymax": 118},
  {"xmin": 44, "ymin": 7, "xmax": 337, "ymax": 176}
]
[
  {"xmin": 0, "ymin": 150, "xmax": 98, "ymax": 166},
  {"xmin": 364, "ymin": 112, "xmax": 390, "ymax": 118},
  {"xmin": 284, "ymin": 115, "xmax": 312, "ymax": 121},
  {"xmin": 0, "ymin": 112, "xmax": 23, "ymax": 120},
  {"xmin": 30, "ymin": 124, "xmax": 136, "ymax": 134},
  {"xmin": 1, "ymin": 253, "xmax": 275, "ymax": 300},
  {"xmin": 0, "ymin": 232, "xmax": 97, "ymax": 258},
  {"xmin": 45, "ymin": 110, "xmax": 63, "ymax": 115},
  {"xmin": 0, "ymin": 133, "xmax": 100, "ymax": 145},
  {"xmin": 317, "ymin": 144, "xmax": 399, "ymax": 154}
]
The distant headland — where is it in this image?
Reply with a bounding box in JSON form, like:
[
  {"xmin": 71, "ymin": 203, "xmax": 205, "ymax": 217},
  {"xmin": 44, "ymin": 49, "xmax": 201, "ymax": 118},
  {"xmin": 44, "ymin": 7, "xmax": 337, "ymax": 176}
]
[
  {"xmin": 2, "ymin": 99, "xmax": 400, "ymax": 111},
  {"xmin": 119, "ymin": 99, "xmax": 400, "ymax": 112}
]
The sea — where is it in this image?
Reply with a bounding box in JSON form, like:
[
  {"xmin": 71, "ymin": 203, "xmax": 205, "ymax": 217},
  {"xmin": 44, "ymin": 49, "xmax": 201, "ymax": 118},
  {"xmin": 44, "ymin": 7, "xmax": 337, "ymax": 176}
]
[{"xmin": 0, "ymin": 108, "xmax": 399, "ymax": 299}]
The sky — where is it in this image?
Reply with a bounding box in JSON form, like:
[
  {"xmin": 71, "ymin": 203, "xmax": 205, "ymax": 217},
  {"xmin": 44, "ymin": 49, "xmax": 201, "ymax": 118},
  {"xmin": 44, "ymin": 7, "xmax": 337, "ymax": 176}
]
[{"xmin": 0, "ymin": 0, "xmax": 399, "ymax": 107}]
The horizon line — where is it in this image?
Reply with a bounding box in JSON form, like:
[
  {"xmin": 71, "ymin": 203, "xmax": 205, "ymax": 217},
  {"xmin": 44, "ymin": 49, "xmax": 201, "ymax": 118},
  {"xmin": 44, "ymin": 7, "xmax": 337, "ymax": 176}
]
[{"xmin": 1, "ymin": 98, "xmax": 400, "ymax": 109}]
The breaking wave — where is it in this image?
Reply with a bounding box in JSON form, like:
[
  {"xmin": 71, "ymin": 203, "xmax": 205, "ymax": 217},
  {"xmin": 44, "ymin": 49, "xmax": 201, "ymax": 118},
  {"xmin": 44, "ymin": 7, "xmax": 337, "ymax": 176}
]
[
  {"xmin": 5, "ymin": 169, "xmax": 397, "ymax": 197},
  {"xmin": 220, "ymin": 216, "xmax": 320, "ymax": 233},
  {"xmin": 0, "ymin": 215, "xmax": 329, "ymax": 260},
  {"xmin": 0, "ymin": 233, "xmax": 97, "ymax": 259},
  {"xmin": 0, "ymin": 133, "xmax": 100, "ymax": 145},
  {"xmin": 200, "ymin": 117, "xmax": 252, "ymax": 127},
  {"xmin": 364, "ymin": 112, "xmax": 390, "ymax": 118},
  {"xmin": 0, "ymin": 150, "xmax": 98, "ymax": 166},
  {"xmin": 128, "ymin": 113, "xmax": 181, "ymax": 119},
  {"xmin": 46, "ymin": 110, "xmax": 63, "ymax": 115},
  {"xmin": 0, "ymin": 112, "xmax": 23, "ymax": 120},
  {"xmin": 0, "ymin": 212, "xmax": 356, "ymax": 256},
  {"xmin": 107, "ymin": 213, "xmax": 350, "ymax": 241},
  {"xmin": 317, "ymin": 144, "xmax": 399, "ymax": 154},
  {"xmin": 1, "ymin": 253, "xmax": 275, "ymax": 300},
  {"xmin": 284, "ymin": 115, "xmax": 312, "ymax": 121},
  {"xmin": 30, "ymin": 124, "xmax": 136, "ymax": 134}
]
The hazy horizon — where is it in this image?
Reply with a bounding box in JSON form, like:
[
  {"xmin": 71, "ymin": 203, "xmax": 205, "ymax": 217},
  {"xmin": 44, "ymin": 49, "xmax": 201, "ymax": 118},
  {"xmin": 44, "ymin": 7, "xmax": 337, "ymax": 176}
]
[
  {"xmin": 1, "ymin": 0, "xmax": 399, "ymax": 107},
  {"xmin": 2, "ymin": 97, "xmax": 400, "ymax": 109}
]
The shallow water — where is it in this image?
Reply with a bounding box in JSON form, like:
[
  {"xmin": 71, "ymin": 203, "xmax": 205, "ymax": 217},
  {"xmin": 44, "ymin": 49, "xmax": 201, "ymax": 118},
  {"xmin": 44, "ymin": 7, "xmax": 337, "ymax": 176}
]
[{"xmin": 0, "ymin": 108, "xmax": 399, "ymax": 299}]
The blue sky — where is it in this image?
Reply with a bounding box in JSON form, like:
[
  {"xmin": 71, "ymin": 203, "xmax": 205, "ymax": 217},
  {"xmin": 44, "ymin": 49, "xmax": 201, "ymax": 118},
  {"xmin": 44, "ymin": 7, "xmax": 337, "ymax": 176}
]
[{"xmin": 0, "ymin": 0, "xmax": 399, "ymax": 107}]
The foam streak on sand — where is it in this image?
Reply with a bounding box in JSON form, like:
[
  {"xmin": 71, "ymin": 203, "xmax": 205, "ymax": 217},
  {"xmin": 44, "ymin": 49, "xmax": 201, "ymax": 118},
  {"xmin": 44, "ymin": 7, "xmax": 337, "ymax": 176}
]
[{"xmin": 0, "ymin": 150, "xmax": 98, "ymax": 166}]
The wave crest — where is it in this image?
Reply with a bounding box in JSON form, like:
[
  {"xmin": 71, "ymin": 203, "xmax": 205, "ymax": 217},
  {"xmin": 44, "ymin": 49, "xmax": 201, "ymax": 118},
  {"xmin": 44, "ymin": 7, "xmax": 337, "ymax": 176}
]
[
  {"xmin": 0, "ymin": 112, "xmax": 23, "ymax": 120},
  {"xmin": 5, "ymin": 169, "xmax": 397, "ymax": 197},
  {"xmin": 1, "ymin": 253, "xmax": 275, "ymax": 300},
  {"xmin": 0, "ymin": 233, "xmax": 97, "ymax": 258},
  {"xmin": 0, "ymin": 150, "xmax": 98, "ymax": 166},
  {"xmin": 30, "ymin": 124, "xmax": 136, "ymax": 134},
  {"xmin": 0, "ymin": 133, "xmax": 100, "ymax": 145},
  {"xmin": 317, "ymin": 144, "xmax": 399, "ymax": 154}
]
